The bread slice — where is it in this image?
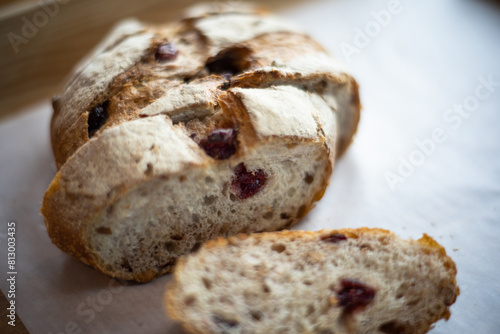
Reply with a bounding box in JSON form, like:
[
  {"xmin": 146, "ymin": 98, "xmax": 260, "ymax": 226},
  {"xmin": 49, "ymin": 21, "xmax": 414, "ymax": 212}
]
[
  {"xmin": 166, "ymin": 228, "xmax": 459, "ymax": 334},
  {"xmin": 42, "ymin": 9, "xmax": 360, "ymax": 282}
]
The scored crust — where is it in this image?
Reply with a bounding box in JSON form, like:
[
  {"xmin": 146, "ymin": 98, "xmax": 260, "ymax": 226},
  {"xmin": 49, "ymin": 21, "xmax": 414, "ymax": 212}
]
[
  {"xmin": 166, "ymin": 228, "xmax": 459, "ymax": 334},
  {"xmin": 42, "ymin": 8, "xmax": 361, "ymax": 282},
  {"xmin": 50, "ymin": 11, "xmax": 360, "ymax": 169}
]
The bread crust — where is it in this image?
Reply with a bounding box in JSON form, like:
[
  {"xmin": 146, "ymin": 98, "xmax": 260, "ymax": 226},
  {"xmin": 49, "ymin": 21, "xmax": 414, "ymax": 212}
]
[
  {"xmin": 166, "ymin": 228, "xmax": 459, "ymax": 334},
  {"xmin": 42, "ymin": 9, "xmax": 360, "ymax": 282},
  {"xmin": 50, "ymin": 13, "xmax": 360, "ymax": 169}
]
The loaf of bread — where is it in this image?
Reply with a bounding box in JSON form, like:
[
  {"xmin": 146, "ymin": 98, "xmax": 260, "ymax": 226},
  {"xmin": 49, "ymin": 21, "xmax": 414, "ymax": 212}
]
[
  {"xmin": 41, "ymin": 7, "xmax": 360, "ymax": 282},
  {"xmin": 166, "ymin": 228, "xmax": 459, "ymax": 334}
]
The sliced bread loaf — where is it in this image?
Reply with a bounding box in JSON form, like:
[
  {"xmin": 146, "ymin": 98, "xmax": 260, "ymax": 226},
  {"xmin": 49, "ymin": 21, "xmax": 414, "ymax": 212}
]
[
  {"xmin": 42, "ymin": 8, "xmax": 360, "ymax": 282},
  {"xmin": 166, "ymin": 228, "xmax": 459, "ymax": 334}
]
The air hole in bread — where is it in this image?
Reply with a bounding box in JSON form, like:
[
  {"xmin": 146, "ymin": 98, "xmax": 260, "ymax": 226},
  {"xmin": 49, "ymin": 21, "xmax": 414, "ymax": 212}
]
[
  {"xmin": 406, "ymin": 299, "xmax": 419, "ymax": 307},
  {"xmin": 120, "ymin": 258, "xmax": 133, "ymax": 273},
  {"xmin": 312, "ymin": 79, "xmax": 328, "ymax": 92},
  {"xmin": 379, "ymin": 321, "xmax": 407, "ymax": 334},
  {"xmin": 203, "ymin": 195, "xmax": 217, "ymax": 205},
  {"xmin": 164, "ymin": 241, "xmax": 177, "ymax": 252},
  {"xmin": 170, "ymin": 234, "xmax": 183, "ymax": 241},
  {"xmin": 262, "ymin": 211, "xmax": 273, "ymax": 220},
  {"xmin": 96, "ymin": 227, "xmax": 112, "ymax": 234},
  {"xmin": 280, "ymin": 213, "xmax": 290, "ymax": 220},
  {"xmin": 250, "ymin": 311, "xmax": 263, "ymax": 321},
  {"xmin": 395, "ymin": 284, "xmax": 405, "ymax": 299},
  {"xmin": 306, "ymin": 304, "xmax": 315, "ymax": 316},
  {"xmin": 184, "ymin": 295, "xmax": 196, "ymax": 306},
  {"xmin": 202, "ymin": 277, "xmax": 212, "ymax": 290},
  {"xmin": 205, "ymin": 176, "xmax": 215, "ymax": 184},
  {"xmin": 271, "ymin": 243, "xmax": 286, "ymax": 253},
  {"xmin": 262, "ymin": 284, "xmax": 271, "ymax": 293},
  {"xmin": 144, "ymin": 163, "xmax": 153, "ymax": 176},
  {"xmin": 358, "ymin": 242, "xmax": 374, "ymax": 251},
  {"xmin": 304, "ymin": 173, "xmax": 314, "ymax": 184},
  {"xmin": 288, "ymin": 187, "xmax": 296, "ymax": 196},
  {"xmin": 303, "ymin": 280, "xmax": 313, "ymax": 286}
]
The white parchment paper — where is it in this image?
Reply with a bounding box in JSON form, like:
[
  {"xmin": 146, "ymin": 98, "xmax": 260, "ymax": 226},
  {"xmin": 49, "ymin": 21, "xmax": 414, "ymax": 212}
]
[{"xmin": 1, "ymin": 0, "xmax": 500, "ymax": 333}]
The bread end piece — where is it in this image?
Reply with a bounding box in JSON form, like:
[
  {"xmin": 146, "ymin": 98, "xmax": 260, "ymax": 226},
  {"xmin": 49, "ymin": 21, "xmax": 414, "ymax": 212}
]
[{"xmin": 165, "ymin": 228, "xmax": 459, "ymax": 334}]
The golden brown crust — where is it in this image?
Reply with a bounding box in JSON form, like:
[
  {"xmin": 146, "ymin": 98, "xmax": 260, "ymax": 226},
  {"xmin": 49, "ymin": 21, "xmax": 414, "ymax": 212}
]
[
  {"xmin": 230, "ymin": 71, "xmax": 361, "ymax": 158},
  {"xmin": 43, "ymin": 115, "xmax": 210, "ymax": 281},
  {"xmin": 41, "ymin": 174, "xmax": 95, "ymax": 267},
  {"xmin": 50, "ymin": 17, "xmax": 360, "ymax": 168}
]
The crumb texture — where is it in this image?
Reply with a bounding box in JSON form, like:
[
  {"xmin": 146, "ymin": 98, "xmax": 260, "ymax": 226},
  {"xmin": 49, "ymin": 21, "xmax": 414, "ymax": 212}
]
[{"xmin": 166, "ymin": 228, "xmax": 459, "ymax": 334}]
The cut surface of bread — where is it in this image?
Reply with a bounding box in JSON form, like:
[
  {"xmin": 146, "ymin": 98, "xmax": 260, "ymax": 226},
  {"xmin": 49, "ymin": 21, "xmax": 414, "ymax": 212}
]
[
  {"xmin": 42, "ymin": 8, "xmax": 360, "ymax": 282},
  {"xmin": 166, "ymin": 228, "xmax": 459, "ymax": 334}
]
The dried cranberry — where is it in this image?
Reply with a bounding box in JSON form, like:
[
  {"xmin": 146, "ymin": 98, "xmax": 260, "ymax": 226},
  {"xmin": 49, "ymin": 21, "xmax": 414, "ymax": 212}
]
[
  {"xmin": 199, "ymin": 129, "xmax": 236, "ymax": 160},
  {"xmin": 221, "ymin": 72, "xmax": 232, "ymax": 81},
  {"xmin": 155, "ymin": 42, "xmax": 178, "ymax": 62},
  {"xmin": 88, "ymin": 101, "xmax": 109, "ymax": 137},
  {"xmin": 231, "ymin": 163, "xmax": 267, "ymax": 200},
  {"xmin": 321, "ymin": 233, "xmax": 347, "ymax": 243},
  {"xmin": 337, "ymin": 278, "xmax": 376, "ymax": 313},
  {"xmin": 220, "ymin": 72, "xmax": 232, "ymax": 90}
]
